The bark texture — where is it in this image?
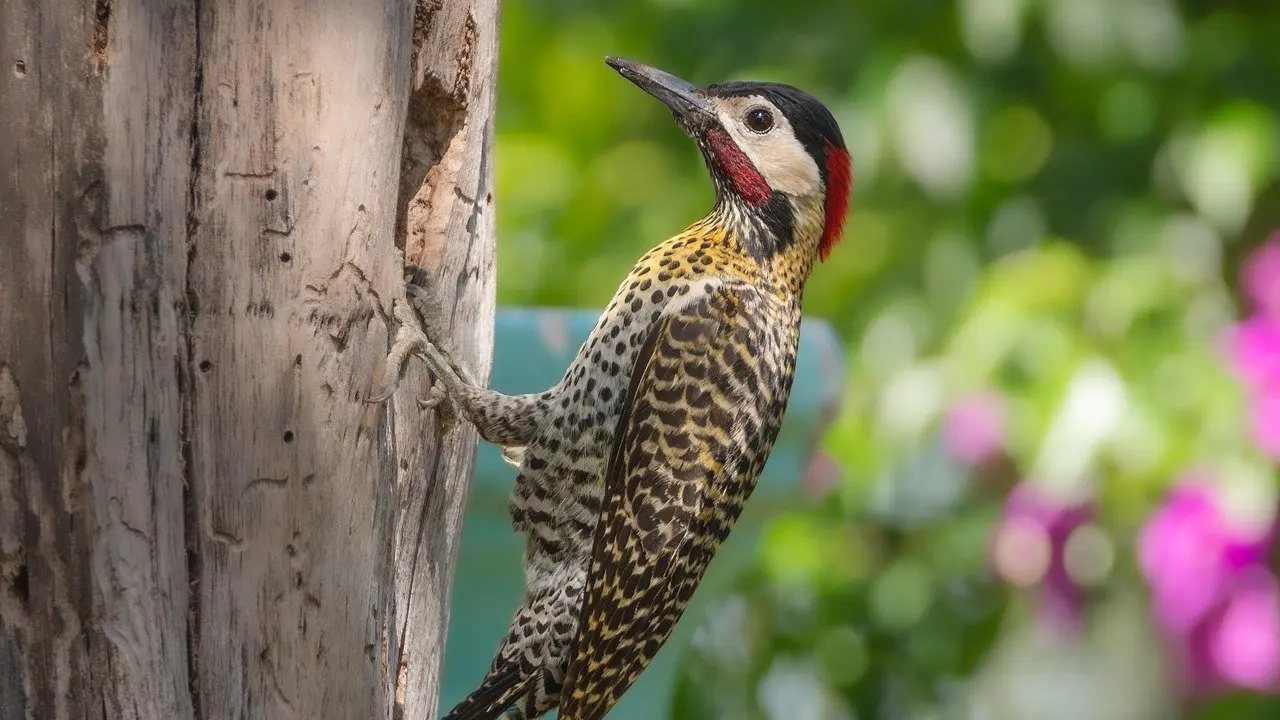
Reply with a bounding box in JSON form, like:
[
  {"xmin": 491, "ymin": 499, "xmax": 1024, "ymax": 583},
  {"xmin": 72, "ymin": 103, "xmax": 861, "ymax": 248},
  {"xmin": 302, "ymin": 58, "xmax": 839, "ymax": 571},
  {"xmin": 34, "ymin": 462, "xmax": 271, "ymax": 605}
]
[
  {"xmin": 0, "ymin": 0, "xmax": 497, "ymax": 717},
  {"xmin": 1, "ymin": 2, "xmax": 197, "ymax": 717},
  {"xmin": 392, "ymin": 0, "xmax": 499, "ymax": 716}
]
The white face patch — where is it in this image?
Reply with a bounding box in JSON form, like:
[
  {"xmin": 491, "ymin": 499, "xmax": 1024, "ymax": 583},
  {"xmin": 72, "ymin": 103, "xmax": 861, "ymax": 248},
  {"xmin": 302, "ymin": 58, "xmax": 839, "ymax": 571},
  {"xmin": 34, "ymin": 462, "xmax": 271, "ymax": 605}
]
[{"xmin": 710, "ymin": 95, "xmax": 823, "ymax": 198}]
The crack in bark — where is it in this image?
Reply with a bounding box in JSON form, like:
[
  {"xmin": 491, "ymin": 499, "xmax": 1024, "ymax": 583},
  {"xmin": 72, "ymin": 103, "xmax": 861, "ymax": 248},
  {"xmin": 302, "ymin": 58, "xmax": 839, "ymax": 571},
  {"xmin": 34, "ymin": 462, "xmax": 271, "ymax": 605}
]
[
  {"xmin": 222, "ymin": 169, "xmax": 277, "ymax": 179},
  {"xmin": 92, "ymin": 0, "xmax": 112, "ymax": 75},
  {"xmin": 181, "ymin": 2, "xmax": 206, "ymax": 715},
  {"xmin": 243, "ymin": 476, "xmax": 289, "ymax": 495}
]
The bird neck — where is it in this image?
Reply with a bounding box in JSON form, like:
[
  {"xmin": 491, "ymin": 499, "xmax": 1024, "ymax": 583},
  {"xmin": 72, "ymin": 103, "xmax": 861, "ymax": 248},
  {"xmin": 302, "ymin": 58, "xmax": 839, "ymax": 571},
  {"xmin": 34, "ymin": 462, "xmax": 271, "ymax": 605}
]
[{"xmin": 707, "ymin": 191, "xmax": 826, "ymax": 294}]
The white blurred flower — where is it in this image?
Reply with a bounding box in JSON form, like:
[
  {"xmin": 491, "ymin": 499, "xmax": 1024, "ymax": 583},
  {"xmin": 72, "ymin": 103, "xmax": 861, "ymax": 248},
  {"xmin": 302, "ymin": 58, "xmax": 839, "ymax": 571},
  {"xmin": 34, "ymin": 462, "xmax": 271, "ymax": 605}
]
[
  {"xmin": 690, "ymin": 594, "xmax": 753, "ymax": 670},
  {"xmin": 1045, "ymin": 0, "xmax": 1117, "ymax": 68},
  {"xmin": 877, "ymin": 362, "xmax": 945, "ymax": 442},
  {"xmin": 861, "ymin": 310, "xmax": 921, "ymax": 379},
  {"xmin": 960, "ymin": 0, "xmax": 1029, "ymax": 64},
  {"xmin": 1169, "ymin": 123, "xmax": 1259, "ymax": 234},
  {"xmin": 1118, "ymin": 0, "xmax": 1186, "ymax": 72},
  {"xmin": 885, "ymin": 56, "xmax": 974, "ymax": 200},
  {"xmin": 1032, "ymin": 358, "xmax": 1127, "ymax": 493},
  {"xmin": 758, "ymin": 657, "xmax": 855, "ymax": 720}
]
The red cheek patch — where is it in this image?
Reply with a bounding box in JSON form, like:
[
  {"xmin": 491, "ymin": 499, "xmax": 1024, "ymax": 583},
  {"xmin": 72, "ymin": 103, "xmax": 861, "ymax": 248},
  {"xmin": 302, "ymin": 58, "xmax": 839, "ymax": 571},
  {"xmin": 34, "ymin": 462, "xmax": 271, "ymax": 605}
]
[
  {"xmin": 820, "ymin": 143, "xmax": 852, "ymax": 262},
  {"xmin": 707, "ymin": 128, "xmax": 771, "ymax": 206}
]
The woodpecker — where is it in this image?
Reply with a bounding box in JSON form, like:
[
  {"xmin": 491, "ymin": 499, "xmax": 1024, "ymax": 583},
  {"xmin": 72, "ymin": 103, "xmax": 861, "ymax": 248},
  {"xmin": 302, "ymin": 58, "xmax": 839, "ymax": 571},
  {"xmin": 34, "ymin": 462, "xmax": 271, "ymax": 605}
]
[{"xmin": 374, "ymin": 56, "xmax": 851, "ymax": 720}]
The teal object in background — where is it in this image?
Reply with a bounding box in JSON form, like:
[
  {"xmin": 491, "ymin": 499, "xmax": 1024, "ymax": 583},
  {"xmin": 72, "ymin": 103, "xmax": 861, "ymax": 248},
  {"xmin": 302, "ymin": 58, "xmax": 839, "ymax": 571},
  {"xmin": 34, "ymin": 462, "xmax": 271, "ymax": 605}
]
[{"xmin": 440, "ymin": 307, "xmax": 845, "ymax": 719}]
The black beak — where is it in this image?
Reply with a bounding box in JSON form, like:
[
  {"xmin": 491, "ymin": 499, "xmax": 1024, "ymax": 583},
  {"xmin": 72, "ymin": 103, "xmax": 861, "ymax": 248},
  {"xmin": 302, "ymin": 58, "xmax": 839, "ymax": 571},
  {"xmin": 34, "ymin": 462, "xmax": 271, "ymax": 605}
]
[{"xmin": 606, "ymin": 57, "xmax": 716, "ymax": 129}]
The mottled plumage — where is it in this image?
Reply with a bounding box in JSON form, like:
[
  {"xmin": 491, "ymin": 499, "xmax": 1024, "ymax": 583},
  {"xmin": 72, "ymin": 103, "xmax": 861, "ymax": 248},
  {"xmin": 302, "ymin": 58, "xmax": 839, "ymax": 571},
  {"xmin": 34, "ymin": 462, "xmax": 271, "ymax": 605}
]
[
  {"xmin": 561, "ymin": 280, "xmax": 798, "ymax": 719},
  {"xmin": 372, "ymin": 57, "xmax": 850, "ymax": 720}
]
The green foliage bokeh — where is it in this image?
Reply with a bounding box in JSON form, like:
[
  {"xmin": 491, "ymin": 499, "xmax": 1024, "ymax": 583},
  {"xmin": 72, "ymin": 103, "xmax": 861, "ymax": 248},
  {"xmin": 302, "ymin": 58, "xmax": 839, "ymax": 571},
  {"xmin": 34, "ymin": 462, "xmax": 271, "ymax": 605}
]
[{"xmin": 492, "ymin": 1, "xmax": 1280, "ymax": 717}]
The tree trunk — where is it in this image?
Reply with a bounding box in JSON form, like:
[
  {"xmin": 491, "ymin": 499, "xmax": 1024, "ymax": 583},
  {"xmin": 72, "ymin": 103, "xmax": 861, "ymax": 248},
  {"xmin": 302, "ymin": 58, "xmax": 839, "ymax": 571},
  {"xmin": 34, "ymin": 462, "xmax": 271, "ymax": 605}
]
[
  {"xmin": 393, "ymin": 0, "xmax": 499, "ymax": 716},
  {"xmin": 0, "ymin": 0, "xmax": 497, "ymax": 718}
]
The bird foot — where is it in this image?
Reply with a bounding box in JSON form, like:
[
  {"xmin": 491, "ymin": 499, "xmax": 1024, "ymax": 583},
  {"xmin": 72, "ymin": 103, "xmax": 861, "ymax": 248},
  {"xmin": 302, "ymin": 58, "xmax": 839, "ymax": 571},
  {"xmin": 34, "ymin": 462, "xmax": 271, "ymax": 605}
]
[
  {"xmin": 368, "ymin": 273, "xmax": 464, "ymax": 433},
  {"xmin": 416, "ymin": 382, "xmax": 448, "ymax": 410}
]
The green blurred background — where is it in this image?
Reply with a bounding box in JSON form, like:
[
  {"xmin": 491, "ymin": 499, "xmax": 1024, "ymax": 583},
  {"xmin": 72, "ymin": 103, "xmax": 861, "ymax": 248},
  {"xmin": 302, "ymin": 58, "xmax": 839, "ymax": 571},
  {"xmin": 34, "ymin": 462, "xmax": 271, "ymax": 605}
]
[{"xmin": 472, "ymin": 1, "xmax": 1280, "ymax": 717}]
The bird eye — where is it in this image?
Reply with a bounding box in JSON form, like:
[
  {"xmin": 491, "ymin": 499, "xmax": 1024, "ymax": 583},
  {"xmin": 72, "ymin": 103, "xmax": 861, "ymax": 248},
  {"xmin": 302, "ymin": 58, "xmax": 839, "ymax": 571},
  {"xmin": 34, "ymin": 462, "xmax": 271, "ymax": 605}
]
[{"xmin": 745, "ymin": 107, "xmax": 774, "ymax": 133}]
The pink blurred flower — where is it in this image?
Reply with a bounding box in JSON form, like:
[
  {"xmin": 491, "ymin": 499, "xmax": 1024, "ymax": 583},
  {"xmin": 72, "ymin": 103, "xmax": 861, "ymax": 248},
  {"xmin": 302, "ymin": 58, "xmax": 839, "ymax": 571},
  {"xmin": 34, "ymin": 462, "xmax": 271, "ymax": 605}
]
[
  {"xmin": 1138, "ymin": 477, "xmax": 1280, "ymax": 695},
  {"xmin": 1139, "ymin": 480, "xmax": 1235, "ymax": 632},
  {"xmin": 1252, "ymin": 391, "xmax": 1280, "ymax": 459},
  {"xmin": 1224, "ymin": 316, "xmax": 1280, "ymax": 393},
  {"xmin": 990, "ymin": 482, "xmax": 1094, "ymax": 634},
  {"xmin": 1209, "ymin": 568, "xmax": 1280, "ymax": 691},
  {"xmin": 1223, "ymin": 316, "xmax": 1280, "ymax": 458},
  {"xmin": 942, "ymin": 391, "xmax": 1006, "ymax": 467},
  {"xmin": 1226, "ymin": 233, "xmax": 1280, "ymax": 459},
  {"xmin": 1242, "ymin": 233, "xmax": 1280, "ymax": 322}
]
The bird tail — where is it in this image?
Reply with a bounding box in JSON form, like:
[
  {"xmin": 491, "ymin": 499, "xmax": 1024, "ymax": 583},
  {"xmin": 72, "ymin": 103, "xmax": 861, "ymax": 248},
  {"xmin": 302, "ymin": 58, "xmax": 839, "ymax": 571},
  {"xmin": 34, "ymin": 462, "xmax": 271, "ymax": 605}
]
[
  {"xmin": 439, "ymin": 664, "xmax": 533, "ymax": 720},
  {"xmin": 443, "ymin": 582, "xmax": 578, "ymax": 720}
]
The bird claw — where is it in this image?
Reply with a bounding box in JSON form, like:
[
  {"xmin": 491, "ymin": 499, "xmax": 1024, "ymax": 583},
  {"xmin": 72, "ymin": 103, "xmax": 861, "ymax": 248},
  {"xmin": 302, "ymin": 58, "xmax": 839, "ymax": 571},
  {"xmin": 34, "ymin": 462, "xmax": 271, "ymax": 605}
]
[
  {"xmin": 416, "ymin": 382, "xmax": 448, "ymax": 410},
  {"xmin": 413, "ymin": 382, "xmax": 460, "ymax": 433},
  {"xmin": 369, "ymin": 273, "xmax": 474, "ymax": 440},
  {"xmin": 367, "ymin": 297, "xmax": 437, "ymax": 404},
  {"xmin": 370, "ymin": 281, "xmax": 457, "ymax": 391},
  {"xmin": 424, "ymin": 388, "xmax": 461, "ymax": 435}
]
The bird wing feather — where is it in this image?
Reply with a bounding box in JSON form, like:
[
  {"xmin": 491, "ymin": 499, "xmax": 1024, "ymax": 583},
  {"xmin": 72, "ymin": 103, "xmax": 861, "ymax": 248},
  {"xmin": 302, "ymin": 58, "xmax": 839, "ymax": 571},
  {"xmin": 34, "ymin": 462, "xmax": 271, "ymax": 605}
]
[
  {"xmin": 439, "ymin": 662, "xmax": 534, "ymax": 720},
  {"xmin": 558, "ymin": 283, "xmax": 783, "ymax": 720}
]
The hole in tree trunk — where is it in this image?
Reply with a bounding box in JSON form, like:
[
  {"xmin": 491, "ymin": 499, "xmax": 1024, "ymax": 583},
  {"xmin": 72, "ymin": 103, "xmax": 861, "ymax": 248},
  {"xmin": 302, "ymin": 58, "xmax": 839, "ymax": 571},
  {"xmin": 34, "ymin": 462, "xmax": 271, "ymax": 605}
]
[{"xmin": 11, "ymin": 562, "xmax": 29, "ymax": 610}]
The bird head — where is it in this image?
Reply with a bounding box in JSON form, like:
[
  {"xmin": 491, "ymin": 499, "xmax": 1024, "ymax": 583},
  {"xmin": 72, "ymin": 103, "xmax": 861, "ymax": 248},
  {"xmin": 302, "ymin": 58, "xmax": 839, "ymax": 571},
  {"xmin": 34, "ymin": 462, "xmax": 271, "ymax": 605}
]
[{"xmin": 607, "ymin": 57, "xmax": 852, "ymax": 262}]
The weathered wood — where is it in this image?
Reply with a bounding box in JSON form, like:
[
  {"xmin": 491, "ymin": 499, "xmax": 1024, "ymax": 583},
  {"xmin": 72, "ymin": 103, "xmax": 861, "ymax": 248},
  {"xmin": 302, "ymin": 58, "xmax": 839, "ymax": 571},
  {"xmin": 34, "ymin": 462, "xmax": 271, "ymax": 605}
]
[
  {"xmin": 392, "ymin": 0, "xmax": 500, "ymax": 716},
  {"xmin": 1, "ymin": 0, "xmax": 498, "ymax": 717},
  {"xmin": 1, "ymin": 0, "xmax": 197, "ymax": 718}
]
